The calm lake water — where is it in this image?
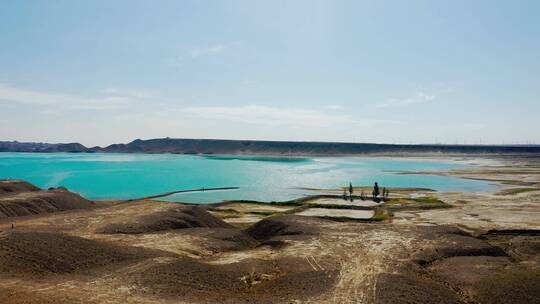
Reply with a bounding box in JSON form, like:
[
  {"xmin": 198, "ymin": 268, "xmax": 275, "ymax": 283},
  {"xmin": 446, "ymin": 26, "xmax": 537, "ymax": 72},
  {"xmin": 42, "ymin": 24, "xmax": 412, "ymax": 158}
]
[{"xmin": 0, "ymin": 152, "xmax": 496, "ymax": 203}]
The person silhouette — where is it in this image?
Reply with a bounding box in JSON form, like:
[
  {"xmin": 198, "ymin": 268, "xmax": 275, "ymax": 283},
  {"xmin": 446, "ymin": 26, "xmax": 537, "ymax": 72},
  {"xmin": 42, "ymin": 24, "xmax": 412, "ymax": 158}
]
[{"xmin": 372, "ymin": 182, "xmax": 380, "ymax": 200}]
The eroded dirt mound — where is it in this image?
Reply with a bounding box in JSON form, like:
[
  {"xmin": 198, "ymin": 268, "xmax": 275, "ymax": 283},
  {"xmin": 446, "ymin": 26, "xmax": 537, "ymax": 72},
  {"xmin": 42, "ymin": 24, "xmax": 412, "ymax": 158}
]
[
  {"xmin": 0, "ymin": 189, "xmax": 94, "ymax": 218},
  {"xmin": 0, "ymin": 287, "xmax": 82, "ymax": 304},
  {"xmin": 411, "ymin": 225, "xmax": 507, "ymax": 265},
  {"xmin": 245, "ymin": 215, "xmax": 322, "ymax": 241},
  {"xmin": 0, "ymin": 180, "xmax": 40, "ymax": 196},
  {"xmin": 193, "ymin": 228, "xmax": 258, "ymax": 252},
  {"xmin": 130, "ymin": 256, "xmax": 339, "ymax": 303},
  {"xmin": 430, "ymin": 256, "xmax": 540, "ymax": 304},
  {"xmin": 375, "ymin": 273, "xmax": 460, "ymax": 304},
  {"xmin": 98, "ymin": 205, "xmax": 232, "ymax": 234},
  {"xmin": 0, "ymin": 231, "xmax": 157, "ymax": 276},
  {"xmin": 481, "ymin": 229, "xmax": 540, "ymax": 262}
]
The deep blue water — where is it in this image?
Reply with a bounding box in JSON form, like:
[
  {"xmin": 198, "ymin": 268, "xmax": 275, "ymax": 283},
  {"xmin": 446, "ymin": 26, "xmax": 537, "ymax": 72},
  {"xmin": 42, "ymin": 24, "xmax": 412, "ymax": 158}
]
[{"xmin": 0, "ymin": 152, "xmax": 496, "ymax": 203}]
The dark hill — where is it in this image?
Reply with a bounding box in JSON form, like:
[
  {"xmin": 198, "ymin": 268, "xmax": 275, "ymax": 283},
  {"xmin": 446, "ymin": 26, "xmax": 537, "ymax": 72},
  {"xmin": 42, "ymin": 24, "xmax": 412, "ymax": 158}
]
[
  {"xmin": 0, "ymin": 141, "xmax": 87, "ymax": 152},
  {"xmin": 0, "ymin": 180, "xmax": 40, "ymax": 196},
  {"xmin": 2, "ymin": 138, "xmax": 540, "ymax": 155},
  {"xmin": 0, "ymin": 180, "xmax": 95, "ymax": 218},
  {"xmin": 97, "ymin": 205, "xmax": 232, "ymax": 234},
  {"xmin": 98, "ymin": 138, "xmax": 540, "ymax": 155},
  {"xmin": 0, "ymin": 231, "xmax": 158, "ymax": 275}
]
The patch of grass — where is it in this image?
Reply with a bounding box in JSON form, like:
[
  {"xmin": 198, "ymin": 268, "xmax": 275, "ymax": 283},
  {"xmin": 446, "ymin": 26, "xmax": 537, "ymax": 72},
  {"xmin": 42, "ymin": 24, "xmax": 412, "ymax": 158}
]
[
  {"xmin": 371, "ymin": 208, "xmax": 391, "ymax": 221},
  {"xmin": 387, "ymin": 196, "xmax": 447, "ymax": 204},
  {"xmin": 415, "ymin": 202, "xmax": 452, "ymax": 210},
  {"xmin": 410, "ymin": 197, "xmax": 445, "ymax": 204},
  {"xmin": 384, "ymin": 198, "xmax": 409, "ymax": 205},
  {"xmin": 497, "ymin": 188, "xmax": 540, "ymax": 196},
  {"xmin": 385, "ymin": 196, "xmax": 452, "ymax": 210}
]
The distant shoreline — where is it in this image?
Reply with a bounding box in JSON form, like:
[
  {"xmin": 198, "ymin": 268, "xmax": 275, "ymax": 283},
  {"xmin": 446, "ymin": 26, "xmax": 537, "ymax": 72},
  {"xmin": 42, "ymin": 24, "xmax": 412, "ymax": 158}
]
[{"xmin": 2, "ymin": 138, "xmax": 540, "ymax": 156}]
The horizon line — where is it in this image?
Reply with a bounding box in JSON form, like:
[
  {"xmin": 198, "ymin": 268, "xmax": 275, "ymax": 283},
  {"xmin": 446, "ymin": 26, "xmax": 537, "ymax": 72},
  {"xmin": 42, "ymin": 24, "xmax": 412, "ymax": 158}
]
[{"xmin": 2, "ymin": 137, "xmax": 540, "ymax": 148}]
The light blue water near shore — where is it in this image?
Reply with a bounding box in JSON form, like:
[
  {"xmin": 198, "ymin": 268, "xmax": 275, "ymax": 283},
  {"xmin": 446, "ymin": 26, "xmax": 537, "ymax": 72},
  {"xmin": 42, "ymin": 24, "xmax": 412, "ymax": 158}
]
[{"xmin": 0, "ymin": 152, "xmax": 497, "ymax": 203}]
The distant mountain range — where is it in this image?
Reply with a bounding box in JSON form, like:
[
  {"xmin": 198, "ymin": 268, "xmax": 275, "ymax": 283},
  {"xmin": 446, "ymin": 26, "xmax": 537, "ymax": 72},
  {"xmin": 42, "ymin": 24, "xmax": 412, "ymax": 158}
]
[
  {"xmin": 0, "ymin": 141, "xmax": 88, "ymax": 153},
  {"xmin": 1, "ymin": 138, "xmax": 540, "ymax": 155}
]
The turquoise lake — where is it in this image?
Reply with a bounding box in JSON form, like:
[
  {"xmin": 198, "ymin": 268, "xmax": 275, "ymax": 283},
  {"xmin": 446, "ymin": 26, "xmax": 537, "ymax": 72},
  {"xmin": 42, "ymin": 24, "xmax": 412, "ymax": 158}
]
[{"xmin": 0, "ymin": 152, "xmax": 496, "ymax": 203}]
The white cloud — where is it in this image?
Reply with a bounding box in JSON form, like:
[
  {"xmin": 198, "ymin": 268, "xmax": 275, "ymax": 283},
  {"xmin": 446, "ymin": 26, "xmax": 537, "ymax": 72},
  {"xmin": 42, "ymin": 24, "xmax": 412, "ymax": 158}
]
[
  {"xmin": 375, "ymin": 91, "xmax": 436, "ymax": 108},
  {"xmin": 0, "ymin": 83, "xmax": 142, "ymax": 111},
  {"xmin": 0, "ymin": 84, "xmax": 403, "ymax": 146},
  {"xmin": 190, "ymin": 45, "xmax": 227, "ymax": 58},
  {"xmin": 180, "ymin": 105, "xmax": 391, "ymax": 128}
]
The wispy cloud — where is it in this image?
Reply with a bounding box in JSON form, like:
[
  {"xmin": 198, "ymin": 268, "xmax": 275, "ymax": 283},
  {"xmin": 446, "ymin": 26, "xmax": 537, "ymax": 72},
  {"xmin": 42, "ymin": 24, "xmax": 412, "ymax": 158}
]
[
  {"xmin": 375, "ymin": 91, "xmax": 436, "ymax": 108},
  {"xmin": 169, "ymin": 44, "xmax": 229, "ymax": 68},
  {"xmin": 180, "ymin": 105, "xmax": 393, "ymax": 128},
  {"xmin": 190, "ymin": 44, "xmax": 227, "ymax": 58},
  {"xmin": 0, "ymin": 83, "xmax": 139, "ymax": 111}
]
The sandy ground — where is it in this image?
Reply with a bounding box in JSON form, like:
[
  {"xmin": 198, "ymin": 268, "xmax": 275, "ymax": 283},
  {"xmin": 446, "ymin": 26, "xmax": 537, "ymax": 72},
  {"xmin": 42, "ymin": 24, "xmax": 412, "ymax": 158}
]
[
  {"xmin": 297, "ymin": 208, "xmax": 375, "ymax": 219},
  {"xmin": 213, "ymin": 202, "xmax": 295, "ymax": 213},
  {"xmin": 0, "ymin": 155, "xmax": 539, "ymax": 303},
  {"xmin": 307, "ymin": 198, "xmax": 381, "ymax": 208},
  {"xmin": 392, "ymin": 156, "xmax": 540, "ymax": 234}
]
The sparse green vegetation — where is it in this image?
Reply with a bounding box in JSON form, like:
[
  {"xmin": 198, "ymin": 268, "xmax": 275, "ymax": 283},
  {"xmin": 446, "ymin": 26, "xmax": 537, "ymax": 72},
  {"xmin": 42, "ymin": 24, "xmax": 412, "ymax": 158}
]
[
  {"xmin": 384, "ymin": 196, "xmax": 452, "ymax": 210},
  {"xmin": 372, "ymin": 208, "xmax": 391, "ymax": 221},
  {"xmin": 218, "ymin": 193, "xmax": 453, "ymax": 221},
  {"xmin": 384, "ymin": 198, "xmax": 409, "ymax": 205},
  {"xmin": 410, "ymin": 197, "xmax": 446, "ymax": 204},
  {"xmin": 414, "ymin": 202, "xmax": 452, "ymax": 210}
]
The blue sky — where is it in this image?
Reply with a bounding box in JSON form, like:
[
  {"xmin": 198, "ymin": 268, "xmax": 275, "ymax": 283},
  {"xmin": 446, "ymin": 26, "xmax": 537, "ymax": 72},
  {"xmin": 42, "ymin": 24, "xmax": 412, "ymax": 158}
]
[{"xmin": 0, "ymin": 0, "xmax": 539, "ymax": 146}]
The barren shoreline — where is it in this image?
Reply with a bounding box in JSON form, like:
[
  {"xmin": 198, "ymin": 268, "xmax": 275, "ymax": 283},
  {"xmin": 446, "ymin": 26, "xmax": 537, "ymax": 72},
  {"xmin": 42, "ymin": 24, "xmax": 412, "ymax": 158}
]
[{"xmin": 0, "ymin": 155, "xmax": 539, "ymax": 303}]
